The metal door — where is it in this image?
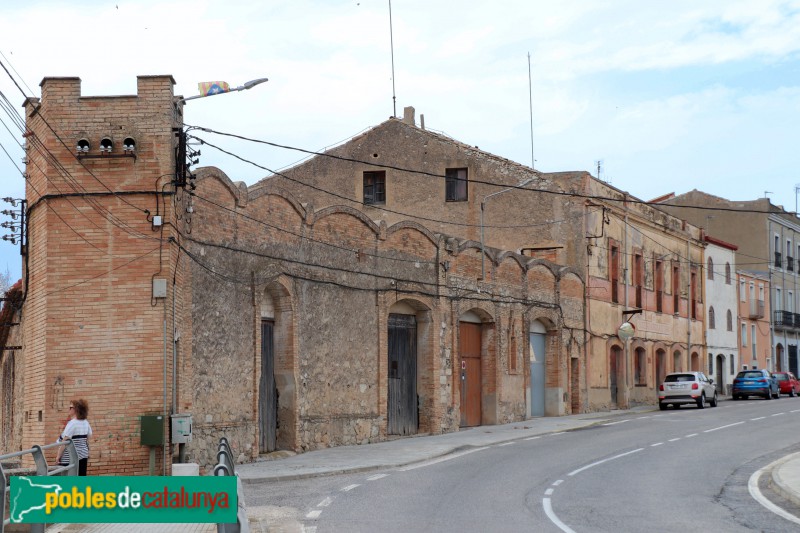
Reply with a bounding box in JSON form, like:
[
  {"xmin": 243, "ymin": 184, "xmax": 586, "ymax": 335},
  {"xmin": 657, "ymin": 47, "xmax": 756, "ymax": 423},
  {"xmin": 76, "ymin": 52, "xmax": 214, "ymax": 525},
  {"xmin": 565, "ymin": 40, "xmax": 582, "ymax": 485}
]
[
  {"xmin": 530, "ymin": 332, "xmax": 546, "ymax": 417},
  {"xmin": 459, "ymin": 322, "xmax": 482, "ymax": 427},
  {"xmin": 610, "ymin": 346, "xmax": 621, "ymax": 407},
  {"xmin": 388, "ymin": 314, "xmax": 418, "ymax": 435},
  {"xmin": 259, "ymin": 320, "xmax": 277, "ymax": 453},
  {"xmin": 790, "ymin": 345, "xmax": 798, "ymax": 377}
]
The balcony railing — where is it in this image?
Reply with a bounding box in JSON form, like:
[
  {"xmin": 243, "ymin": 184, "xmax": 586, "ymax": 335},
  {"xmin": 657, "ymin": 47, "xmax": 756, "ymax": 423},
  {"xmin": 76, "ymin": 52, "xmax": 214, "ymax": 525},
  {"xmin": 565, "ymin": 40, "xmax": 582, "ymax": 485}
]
[
  {"xmin": 749, "ymin": 299, "xmax": 765, "ymax": 319},
  {"xmin": 774, "ymin": 310, "xmax": 800, "ymax": 329},
  {"xmin": 775, "ymin": 252, "xmax": 783, "ymax": 268}
]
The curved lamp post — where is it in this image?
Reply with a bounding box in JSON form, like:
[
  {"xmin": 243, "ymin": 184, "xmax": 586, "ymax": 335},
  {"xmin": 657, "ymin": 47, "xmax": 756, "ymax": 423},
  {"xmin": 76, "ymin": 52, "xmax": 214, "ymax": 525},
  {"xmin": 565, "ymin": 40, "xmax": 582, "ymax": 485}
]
[{"xmin": 181, "ymin": 77, "xmax": 269, "ymax": 102}]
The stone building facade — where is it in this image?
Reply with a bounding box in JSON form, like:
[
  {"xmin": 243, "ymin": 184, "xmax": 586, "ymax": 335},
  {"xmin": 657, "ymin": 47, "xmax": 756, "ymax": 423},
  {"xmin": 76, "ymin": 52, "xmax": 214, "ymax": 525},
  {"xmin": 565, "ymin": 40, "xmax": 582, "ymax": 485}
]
[
  {"xmin": 261, "ymin": 108, "xmax": 706, "ymax": 412},
  {"xmin": 2, "ymin": 79, "xmax": 583, "ymax": 473},
  {"xmin": 703, "ymin": 236, "xmax": 739, "ymax": 394}
]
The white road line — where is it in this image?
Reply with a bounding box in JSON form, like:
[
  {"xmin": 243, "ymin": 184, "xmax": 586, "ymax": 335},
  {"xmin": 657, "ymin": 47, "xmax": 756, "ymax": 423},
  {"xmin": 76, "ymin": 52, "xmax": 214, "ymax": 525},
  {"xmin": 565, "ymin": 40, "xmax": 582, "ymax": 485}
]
[
  {"xmin": 770, "ymin": 412, "xmax": 785, "ymax": 417},
  {"xmin": 543, "ymin": 497, "xmax": 577, "ymax": 533},
  {"xmin": 651, "ymin": 442, "xmax": 663, "ymax": 447},
  {"xmin": 748, "ymin": 459, "xmax": 800, "ymax": 525},
  {"xmin": 703, "ymin": 421, "xmax": 745, "ymax": 433},
  {"xmin": 317, "ymin": 497, "xmax": 333, "ymax": 507},
  {"xmin": 791, "ymin": 409, "xmax": 800, "ymax": 413},
  {"xmin": 751, "ymin": 417, "xmax": 766, "ymax": 421},
  {"xmin": 367, "ymin": 473, "xmax": 388, "ymax": 481},
  {"xmin": 668, "ymin": 438, "xmax": 681, "ymax": 442},
  {"xmin": 525, "ymin": 436, "xmax": 541, "ymax": 441},
  {"xmin": 341, "ymin": 484, "xmax": 360, "ymax": 492},
  {"xmin": 549, "ymin": 432, "xmax": 566, "ymax": 436},
  {"xmin": 306, "ymin": 510, "xmax": 322, "ymax": 519},
  {"xmin": 567, "ymin": 448, "xmax": 643, "ymax": 477},
  {"xmin": 601, "ymin": 420, "xmax": 629, "ymax": 426},
  {"xmin": 397, "ymin": 447, "xmax": 489, "ymax": 471},
  {"xmin": 637, "ymin": 416, "xmax": 651, "ymax": 419},
  {"xmin": 553, "ymin": 479, "xmax": 564, "ymax": 486},
  {"xmin": 685, "ymin": 433, "xmax": 698, "ymax": 438},
  {"xmin": 498, "ymin": 442, "xmax": 515, "ymax": 447},
  {"xmin": 545, "ymin": 488, "xmax": 554, "ymax": 495}
]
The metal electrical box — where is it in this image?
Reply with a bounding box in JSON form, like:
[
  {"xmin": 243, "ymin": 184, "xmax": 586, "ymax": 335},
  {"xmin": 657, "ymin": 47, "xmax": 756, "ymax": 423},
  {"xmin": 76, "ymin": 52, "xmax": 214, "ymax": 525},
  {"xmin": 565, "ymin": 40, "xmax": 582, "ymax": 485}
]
[
  {"xmin": 140, "ymin": 415, "xmax": 165, "ymax": 446},
  {"xmin": 171, "ymin": 413, "xmax": 193, "ymax": 444}
]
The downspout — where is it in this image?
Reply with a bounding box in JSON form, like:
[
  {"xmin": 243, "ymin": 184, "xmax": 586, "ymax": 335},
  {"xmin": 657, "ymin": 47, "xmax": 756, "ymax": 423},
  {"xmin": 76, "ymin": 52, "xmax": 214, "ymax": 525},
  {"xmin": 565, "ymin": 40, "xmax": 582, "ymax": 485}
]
[
  {"xmin": 623, "ymin": 207, "xmax": 629, "ymax": 408},
  {"xmin": 687, "ymin": 234, "xmax": 691, "ymax": 371}
]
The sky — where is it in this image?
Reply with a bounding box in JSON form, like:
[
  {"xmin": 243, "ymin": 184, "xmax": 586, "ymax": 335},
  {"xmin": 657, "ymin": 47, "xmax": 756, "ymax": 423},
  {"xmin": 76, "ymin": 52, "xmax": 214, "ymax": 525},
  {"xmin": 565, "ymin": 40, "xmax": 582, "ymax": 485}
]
[{"xmin": 1, "ymin": 0, "xmax": 800, "ymax": 284}]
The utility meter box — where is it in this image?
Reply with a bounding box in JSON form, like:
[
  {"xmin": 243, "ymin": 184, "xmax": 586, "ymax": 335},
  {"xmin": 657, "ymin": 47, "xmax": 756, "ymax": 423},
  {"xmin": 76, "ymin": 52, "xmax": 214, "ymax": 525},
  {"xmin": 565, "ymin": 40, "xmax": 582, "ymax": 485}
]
[
  {"xmin": 140, "ymin": 415, "xmax": 165, "ymax": 446},
  {"xmin": 171, "ymin": 413, "xmax": 193, "ymax": 444}
]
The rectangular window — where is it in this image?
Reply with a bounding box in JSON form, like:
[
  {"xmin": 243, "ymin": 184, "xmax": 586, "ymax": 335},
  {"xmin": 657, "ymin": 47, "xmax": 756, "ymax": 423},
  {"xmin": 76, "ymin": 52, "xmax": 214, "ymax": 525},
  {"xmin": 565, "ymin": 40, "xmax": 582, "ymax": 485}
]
[
  {"xmin": 445, "ymin": 168, "xmax": 468, "ymax": 202},
  {"xmin": 655, "ymin": 260, "xmax": 664, "ymax": 313},
  {"xmin": 672, "ymin": 264, "xmax": 680, "ymax": 314},
  {"xmin": 634, "ymin": 253, "xmax": 643, "ymax": 308},
  {"xmin": 751, "ymin": 325, "xmax": 757, "ymax": 359},
  {"xmin": 741, "ymin": 323, "xmax": 747, "ymax": 346},
  {"xmin": 740, "ymin": 279, "xmax": 746, "ymax": 302},
  {"xmin": 690, "ymin": 269, "xmax": 697, "ymax": 320},
  {"xmin": 610, "ymin": 245, "xmax": 620, "ymax": 304},
  {"xmin": 363, "ymin": 171, "xmax": 386, "ymax": 205}
]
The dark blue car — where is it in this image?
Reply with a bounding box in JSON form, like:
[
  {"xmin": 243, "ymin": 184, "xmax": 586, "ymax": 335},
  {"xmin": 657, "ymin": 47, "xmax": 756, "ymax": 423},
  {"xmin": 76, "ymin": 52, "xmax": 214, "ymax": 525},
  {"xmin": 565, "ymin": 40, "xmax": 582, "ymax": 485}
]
[{"xmin": 732, "ymin": 369, "xmax": 779, "ymax": 400}]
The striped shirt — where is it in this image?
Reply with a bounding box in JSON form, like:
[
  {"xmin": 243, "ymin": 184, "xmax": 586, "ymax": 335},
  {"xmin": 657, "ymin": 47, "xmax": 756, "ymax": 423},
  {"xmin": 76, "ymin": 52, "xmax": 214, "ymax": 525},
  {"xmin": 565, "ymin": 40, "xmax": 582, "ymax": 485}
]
[{"xmin": 60, "ymin": 418, "xmax": 92, "ymax": 464}]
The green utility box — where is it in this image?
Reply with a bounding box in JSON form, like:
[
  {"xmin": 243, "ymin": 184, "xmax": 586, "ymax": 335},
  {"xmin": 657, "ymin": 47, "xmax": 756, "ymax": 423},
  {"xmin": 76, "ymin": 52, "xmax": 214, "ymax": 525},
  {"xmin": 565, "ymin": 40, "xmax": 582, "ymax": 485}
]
[{"xmin": 140, "ymin": 414, "xmax": 165, "ymax": 446}]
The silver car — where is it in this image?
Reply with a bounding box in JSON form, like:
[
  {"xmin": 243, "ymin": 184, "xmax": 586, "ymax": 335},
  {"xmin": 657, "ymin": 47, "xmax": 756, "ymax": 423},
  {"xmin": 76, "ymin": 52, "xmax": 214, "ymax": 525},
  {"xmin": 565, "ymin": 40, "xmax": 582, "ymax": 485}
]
[{"xmin": 658, "ymin": 371, "xmax": 718, "ymax": 410}]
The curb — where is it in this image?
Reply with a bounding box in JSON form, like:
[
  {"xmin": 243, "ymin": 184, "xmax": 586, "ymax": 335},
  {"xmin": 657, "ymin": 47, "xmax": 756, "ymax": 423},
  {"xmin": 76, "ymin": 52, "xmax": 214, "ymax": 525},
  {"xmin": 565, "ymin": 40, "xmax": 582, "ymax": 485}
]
[{"xmin": 770, "ymin": 451, "xmax": 800, "ymax": 507}]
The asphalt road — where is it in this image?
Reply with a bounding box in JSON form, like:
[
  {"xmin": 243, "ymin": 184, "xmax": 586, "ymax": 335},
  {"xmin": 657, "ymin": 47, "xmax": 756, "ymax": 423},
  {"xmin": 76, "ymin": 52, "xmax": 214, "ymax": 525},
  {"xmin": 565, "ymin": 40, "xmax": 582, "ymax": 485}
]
[{"xmin": 244, "ymin": 398, "xmax": 800, "ymax": 532}]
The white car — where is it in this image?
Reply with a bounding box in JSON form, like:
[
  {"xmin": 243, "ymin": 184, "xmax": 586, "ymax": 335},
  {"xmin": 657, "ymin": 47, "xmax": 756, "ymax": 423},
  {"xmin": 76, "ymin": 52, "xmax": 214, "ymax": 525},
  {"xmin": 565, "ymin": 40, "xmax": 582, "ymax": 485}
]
[{"xmin": 658, "ymin": 371, "xmax": 718, "ymax": 410}]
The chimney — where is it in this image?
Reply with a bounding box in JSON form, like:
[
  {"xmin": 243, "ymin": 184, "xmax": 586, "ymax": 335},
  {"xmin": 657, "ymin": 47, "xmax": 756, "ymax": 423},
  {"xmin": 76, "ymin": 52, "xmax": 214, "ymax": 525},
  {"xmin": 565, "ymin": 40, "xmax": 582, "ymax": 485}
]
[
  {"xmin": 403, "ymin": 106, "xmax": 415, "ymax": 126},
  {"xmin": 420, "ymin": 114, "xmax": 425, "ymax": 130}
]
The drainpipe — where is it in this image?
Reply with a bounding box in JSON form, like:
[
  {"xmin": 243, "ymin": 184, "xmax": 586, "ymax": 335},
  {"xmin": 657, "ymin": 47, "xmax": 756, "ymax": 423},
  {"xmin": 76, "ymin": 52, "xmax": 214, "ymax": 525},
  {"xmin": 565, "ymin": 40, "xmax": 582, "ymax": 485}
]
[
  {"xmin": 687, "ymin": 235, "xmax": 691, "ymax": 371},
  {"xmin": 623, "ymin": 209, "xmax": 629, "ymax": 408}
]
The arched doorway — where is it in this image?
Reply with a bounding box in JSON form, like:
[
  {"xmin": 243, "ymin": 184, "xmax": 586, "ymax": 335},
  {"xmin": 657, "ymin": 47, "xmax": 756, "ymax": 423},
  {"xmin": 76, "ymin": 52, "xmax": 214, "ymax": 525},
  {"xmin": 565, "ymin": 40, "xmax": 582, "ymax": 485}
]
[
  {"xmin": 259, "ymin": 283, "xmax": 296, "ymax": 454},
  {"xmin": 388, "ymin": 302, "xmax": 418, "ymax": 436},
  {"xmin": 656, "ymin": 349, "xmax": 666, "ymax": 385},
  {"xmin": 690, "ymin": 352, "xmax": 700, "ymax": 372},
  {"xmin": 529, "ymin": 320, "xmax": 547, "ymax": 417},
  {"xmin": 610, "ymin": 345, "xmax": 623, "ymax": 408},
  {"xmin": 673, "ymin": 350, "xmax": 682, "ymax": 373},
  {"xmin": 715, "ymin": 354, "xmax": 725, "ymax": 394},
  {"xmin": 459, "ymin": 311, "xmax": 484, "ymax": 427}
]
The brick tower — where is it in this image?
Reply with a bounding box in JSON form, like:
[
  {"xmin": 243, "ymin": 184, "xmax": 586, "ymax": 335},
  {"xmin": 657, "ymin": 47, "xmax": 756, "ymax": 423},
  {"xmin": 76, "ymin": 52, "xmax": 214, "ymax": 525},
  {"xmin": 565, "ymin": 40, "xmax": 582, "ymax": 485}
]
[{"xmin": 21, "ymin": 76, "xmax": 186, "ymax": 474}]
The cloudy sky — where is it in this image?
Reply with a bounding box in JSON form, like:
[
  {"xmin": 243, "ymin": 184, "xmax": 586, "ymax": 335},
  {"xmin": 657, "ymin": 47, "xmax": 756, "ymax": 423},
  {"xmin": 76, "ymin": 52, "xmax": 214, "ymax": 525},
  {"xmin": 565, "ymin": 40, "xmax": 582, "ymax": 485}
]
[{"xmin": 1, "ymin": 0, "xmax": 800, "ymax": 282}]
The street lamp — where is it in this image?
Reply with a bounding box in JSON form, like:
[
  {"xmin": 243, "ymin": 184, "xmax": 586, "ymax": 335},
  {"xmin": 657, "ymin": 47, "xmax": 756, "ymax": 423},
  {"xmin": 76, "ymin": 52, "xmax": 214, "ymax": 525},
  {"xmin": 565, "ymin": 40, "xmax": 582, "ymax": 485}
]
[
  {"xmin": 180, "ymin": 77, "xmax": 269, "ymax": 102},
  {"xmin": 480, "ymin": 177, "xmax": 535, "ymax": 280}
]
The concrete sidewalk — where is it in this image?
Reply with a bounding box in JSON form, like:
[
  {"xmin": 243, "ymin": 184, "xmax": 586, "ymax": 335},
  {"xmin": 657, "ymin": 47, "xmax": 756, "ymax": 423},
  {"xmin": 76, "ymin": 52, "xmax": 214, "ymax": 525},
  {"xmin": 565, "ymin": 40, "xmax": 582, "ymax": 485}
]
[{"xmin": 44, "ymin": 403, "xmax": 800, "ymax": 531}]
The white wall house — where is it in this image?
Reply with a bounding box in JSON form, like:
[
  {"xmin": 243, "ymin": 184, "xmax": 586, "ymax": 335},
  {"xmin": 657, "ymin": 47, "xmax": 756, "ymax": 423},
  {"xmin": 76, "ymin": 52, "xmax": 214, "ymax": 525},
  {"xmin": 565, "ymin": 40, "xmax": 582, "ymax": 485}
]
[{"xmin": 704, "ymin": 236, "xmax": 740, "ymax": 395}]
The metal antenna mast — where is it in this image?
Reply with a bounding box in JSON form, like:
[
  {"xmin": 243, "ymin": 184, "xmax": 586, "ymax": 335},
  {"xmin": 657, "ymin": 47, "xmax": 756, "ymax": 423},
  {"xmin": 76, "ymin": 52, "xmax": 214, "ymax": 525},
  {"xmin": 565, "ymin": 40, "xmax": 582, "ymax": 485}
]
[
  {"xmin": 528, "ymin": 52, "xmax": 535, "ymax": 169},
  {"xmin": 389, "ymin": 0, "xmax": 397, "ymax": 117}
]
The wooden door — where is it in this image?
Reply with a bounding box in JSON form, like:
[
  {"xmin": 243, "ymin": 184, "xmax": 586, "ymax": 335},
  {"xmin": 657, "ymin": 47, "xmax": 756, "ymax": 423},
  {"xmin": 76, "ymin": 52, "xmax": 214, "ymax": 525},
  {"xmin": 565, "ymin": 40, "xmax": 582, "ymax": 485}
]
[
  {"xmin": 259, "ymin": 320, "xmax": 277, "ymax": 453},
  {"xmin": 460, "ymin": 322, "xmax": 482, "ymax": 427},
  {"xmin": 388, "ymin": 314, "xmax": 418, "ymax": 435}
]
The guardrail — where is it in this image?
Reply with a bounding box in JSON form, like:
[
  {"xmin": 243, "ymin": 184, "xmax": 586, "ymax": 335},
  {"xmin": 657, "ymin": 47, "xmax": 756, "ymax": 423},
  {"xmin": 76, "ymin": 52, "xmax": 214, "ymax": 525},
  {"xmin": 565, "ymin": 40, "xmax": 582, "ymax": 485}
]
[
  {"xmin": 1, "ymin": 440, "xmax": 78, "ymax": 533},
  {"xmin": 214, "ymin": 437, "xmax": 248, "ymax": 533}
]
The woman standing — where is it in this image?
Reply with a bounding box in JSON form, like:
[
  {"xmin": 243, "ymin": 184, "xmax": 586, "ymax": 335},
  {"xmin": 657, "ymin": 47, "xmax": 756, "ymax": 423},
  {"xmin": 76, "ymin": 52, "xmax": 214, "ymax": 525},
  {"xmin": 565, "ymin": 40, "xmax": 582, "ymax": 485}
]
[{"xmin": 57, "ymin": 399, "xmax": 92, "ymax": 476}]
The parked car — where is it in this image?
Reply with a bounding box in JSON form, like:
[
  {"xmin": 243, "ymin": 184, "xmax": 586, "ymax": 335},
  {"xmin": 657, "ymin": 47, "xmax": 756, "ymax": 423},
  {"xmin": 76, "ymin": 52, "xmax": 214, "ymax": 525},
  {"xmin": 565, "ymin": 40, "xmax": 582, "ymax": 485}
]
[
  {"xmin": 772, "ymin": 372, "xmax": 800, "ymax": 397},
  {"xmin": 658, "ymin": 371, "xmax": 718, "ymax": 410},
  {"xmin": 732, "ymin": 369, "xmax": 779, "ymax": 400}
]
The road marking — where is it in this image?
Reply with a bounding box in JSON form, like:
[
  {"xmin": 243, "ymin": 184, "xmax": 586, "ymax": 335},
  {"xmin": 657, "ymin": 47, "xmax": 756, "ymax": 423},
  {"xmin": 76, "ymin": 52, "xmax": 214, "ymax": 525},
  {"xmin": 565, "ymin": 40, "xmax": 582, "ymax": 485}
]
[
  {"xmin": 367, "ymin": 473, "xmax": 388, "ymax": 481},
  {"xmin": 668, "ymin": 438, "xmax": 681, "ymax": 442},
  {"xmin": 637, "ymin": 416, "xmax": 651, "ymax": 419},
  {"xmin": 498, "ymin": 442, "xmax": 515, "ymax": 447},
  {"xmin": 703, "ymin": 421, "xmax": 745, "ymax": 433},
  {"xmin": 545, "ymin": 488, "xmax": 554, "ymax": 495},
  {"xmin": 651, "ymin": 442, "xmax": 663, "ymax": 447},
  {"xmin": 303, "ymin": 527, "xmax": 317, "ymax": 533},
  {"xmin": 317, "ymin": 497, "xmax": 333, "ymax": 507},
  {"xmin": 553, "ymin": 479, "xmax": 563, "ymax": 486},
  {"xmin": 770, "ymin": 412, "xmax": 785, "ymax": 417},
  {"xmin": 601, "ymin": 420, "xmax": 629, "ymax": 426},
  {"xmin": 748, "ymin": 458, "xmax": 800, "ymax": 525},
  {"xmin": 549, "ymin": 432, "xmax": 566, "ymax": 436},
  {"xmin": 341, "ymin": 484, "xmax": 360, "ymax": 492},
  {"xmin": 567, "ymin": 448, "xmax": 643, "ymax": 477},
  {"xmin": 306, "ymin": 510, "xmax": 322, "ymax": 519},
  {"xmin": 685, "ymin": 433, "xmax": 698, "ymax": 438},
  {"xmin": 525, "ymin": 436, "xmax": 541, "ymax": 441},
  {"xmin": 397, "ymin": 447, "xmax": 489, "ymax": 471},
  {"xmin": 543, "ymin": 497, "xmax": 577, "ymax": 533},
  {"xmin": 791, "ymin": 409, "xmax": 800, "ymax": 413},
  {"xmin": 751, "ymin": 417, "xmax": 766, "ymax": 421}
]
